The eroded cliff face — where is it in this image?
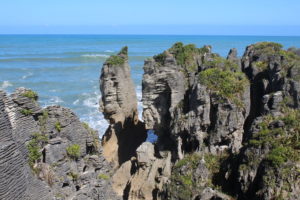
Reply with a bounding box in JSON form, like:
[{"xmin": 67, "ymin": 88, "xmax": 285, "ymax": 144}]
[
  {"xmin": 1, "ymin": 41, "xmax": 300, "ymax": 200},
  {"xmin": 0, "ymin": 88, "xmax": 119, "ymax": 200},
  {"xmin": 100, "ymin": 43, "xmax": 300, "ymax": 200},
  {"xmin": 99, "ymin": 46, "xmax": 147, "ymax": 167}
]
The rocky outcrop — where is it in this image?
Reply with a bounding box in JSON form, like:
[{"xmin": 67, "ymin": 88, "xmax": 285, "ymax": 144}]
[
  {"xmin": 143, "ymin": 43, "xmax": 250, "ymax": 158},
  {"xmin": 101, "ymin": 42, "xmax": 300, "ymax": 200},
  {"xmin": 0, "ymin": 88, "xmax": 119, "ymax": 200},
  {"xmin": 234, "ymin": 42, "xmax": 300, "ymax": 199},
  {"xmin": 100, "ymin": 47, "xmax": 147, "ymax": 167}
]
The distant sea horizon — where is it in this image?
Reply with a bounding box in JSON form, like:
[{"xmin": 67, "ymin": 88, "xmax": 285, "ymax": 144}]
[{"xmin": 1, "ymin": 34, "xmax": 300, "ymax": 136}]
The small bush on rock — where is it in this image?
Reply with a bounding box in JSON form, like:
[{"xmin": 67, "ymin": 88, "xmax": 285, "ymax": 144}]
[
  {"xmin": 21, "ymin": 109, "xmax": 33, "ymax": 116},
  {"xmin": 66, "ymin": 144, "xmax": 81, "ymax": 160},
  {"xmin": 21, "ymin": 90, "xmax": 38, "ymax": 101}
]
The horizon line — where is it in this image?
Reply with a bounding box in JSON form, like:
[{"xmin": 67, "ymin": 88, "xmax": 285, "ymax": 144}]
[{"xmin": 1, "ymin": 33, "xmax": 300, "ymax": 37}]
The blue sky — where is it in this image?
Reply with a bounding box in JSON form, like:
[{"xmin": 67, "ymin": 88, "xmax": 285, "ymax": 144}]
[{"xmin": 0, "ymin": 0, "xmax": 299, "ymax": 35}]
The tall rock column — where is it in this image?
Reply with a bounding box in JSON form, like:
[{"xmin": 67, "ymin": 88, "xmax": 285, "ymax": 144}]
[{"xmin": 100, "ymin": 47, "xmax": 147, "ymax": 167}]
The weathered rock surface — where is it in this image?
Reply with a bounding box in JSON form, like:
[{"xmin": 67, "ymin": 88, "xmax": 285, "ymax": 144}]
[
  {"xmin": 0, "ymin": 89, "xmax": 119, "ymax": 200},
  {"xmin": 100, "ymin": 47, "xmax": 147, "ymax": 167},
  {"xmin": 102, "ymin": 42, "xmax": 300, "ymax": 200}
]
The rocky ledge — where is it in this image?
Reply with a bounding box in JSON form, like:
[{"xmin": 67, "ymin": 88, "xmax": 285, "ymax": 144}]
[{"xmin": 1, "ymin": 42, "xmax": 300, "ymax": 200}]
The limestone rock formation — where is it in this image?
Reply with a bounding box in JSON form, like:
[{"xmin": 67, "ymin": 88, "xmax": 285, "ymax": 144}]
[
  {"xmin": 0, "ymin": 88, "xmax": 119, "ymax": 200},
  {"xmin": 142, "ymin": 43, "xmax": 250, "ymax": 158},
  {"xmin": 100, "ymin": 47, "xmax": 147, "ymax": 167},
  {"xmin": 103, "ymin": 42, "xmax": 300, "ymax": 200}
]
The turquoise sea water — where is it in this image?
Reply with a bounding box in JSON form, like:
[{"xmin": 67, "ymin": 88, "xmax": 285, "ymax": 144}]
[{"xmin": 1, "ymin": 35, "xmax": 300, "ymax": 136}]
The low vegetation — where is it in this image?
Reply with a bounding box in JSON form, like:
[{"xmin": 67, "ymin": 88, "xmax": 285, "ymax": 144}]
[
  {"xmin": 66, "ymin": 144, "xmax": 81, "ymax": 160},
  {"xmin": 153, "ymin": 42, "xmax": 210, "ymax": 73},
  {"xmin": 253, "ymin": 42, "xmax": 283, "ymax": 54},
  {"xmin": 170, "ymin": 153, "xmax": 201, "ymax": 199},
  {"xmin": 249, "ymin": 109, "xmax": 300, "ymax": 167},
  {"xmin": 98, "ymin": 173, "xmax": 109, "ymax": 180},
  {"xmin": 21, "ymin": 90, "xmax": 38, "ymax": 101},
  {"xmin": 27, "ymin": 133, "xmax": 48, "ymax": 169},
  {"xmin": 106, "ymin": 55, "xmax": 125, "ymax": 65},
  {"xmin": 20, "ymin": 109, "xmax": 33, "ymax": 116},
  {"xmin": 55, "ymin": 121, "xmax": 61, "ymax": 132},
  {"xmin": 82, "ymin": 122, "xmax": 100, "ymax": 153},
  {"xmin": 199, "ymin": 63, "xmax": 249, "ymax": 107}
]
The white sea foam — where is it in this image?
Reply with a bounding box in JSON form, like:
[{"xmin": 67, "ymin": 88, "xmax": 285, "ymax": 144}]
[
  {"xmin": 83, "ymin": 95, "xmax": 99, "ymax": 108},
  {"xmin": 0, "ymin": 81, "xmax": 13, "ymax": 90},
  {"xmin": 104, "ymin": 50, "xmax": 114, "ymax": 53},
  {"xmin": 48, "ymin": 96, "xmax": 64, "ymax": 104},
  {"xmin": 73, "ymin": 99, "xmax": 80, "ymax": 105},
  {"xmin": 22, "ymin": 72, "xmax": 33, "ymax": 80},
  {"xmin": 81, "ymin": 54, "xmax": 109, "ymax": 58},
  {"xmin": 136, "ymin": 87, "xmax": 143, "ymax": 121}
]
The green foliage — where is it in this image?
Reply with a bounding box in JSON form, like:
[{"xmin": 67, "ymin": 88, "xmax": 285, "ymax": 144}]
[
  {"xmin": 55, "ymin": 121, "xmax": 61, "ymax": 132},
  {"xmin": 199, "ymin": 67, "xmax": 248, "ymax": 107},
  {"xmin": 171, "ymin": 153, "xmax": 201, "ymax": 199},
  {"xmin": 266, "ymin": 146, "xmax": 291, "ymax": 166},
  {"xmin": 174, "ymin": 153, "xmax": 200, "ymax": 169},
  {"xmin": 82, "ymin": 122, "xmax": 89, "ymax": 129},
  {"xmin": 27, "ymin": 133, "xmax": 48, "ymax": 168},
  {"xmin": 98, "ymin": 173, "xmax": 109, "ymax": 180},
  {"xmin": 20, "ymin": 109, "xmax": 33, "ymax": 116},
  {"xmin": 153, "ymin": 42, "xmax": 210, "ymax": 73},
  {"xmin": 68, "ymin": 171, "xmax": 79, "ymax": 181},
  {"xmin": 252, "ymin": 42, "xmax": 300, "ymax": 78},
  {"xmin": 254, "ymin": 61, "xmax": 268, "ymax": 70},
  {"xmin": 253, "ymin": 42, "xmax": 283, "ymax": 54},
  {"xmin": 204, "ymin": 153, "xmax": 229, "ymax": 175},
  {"xmin": 169, "ymin": 42, "xmax": 210, "ymax": 71},
  {"xmin": 21, "ymin": 90, "xmax": 38, "ymax": 101},
  {"xmin": 82, "ymin": 122, "xmax": 100, "ymax": 153},
  {"xmin": 66, "ymin": 144, "xmax": 81, "ymax": 160},
  {"xmin": 106, "ymin": 55, "xmax": 125, "ymax": 65},
  {"xmin": 204, "ymin": 56, "xmax": 239, "ymax": 71},
  {"xmin": 153, "ymin": 52, "xmax": 167, "ymax": 65},
  {"xmin": 119, "ymin": 46, "xmax": 128, "ymax": 55},
  {"xmin": 249, "ymin": 109, "xmax": 300, "ymax": 167}
]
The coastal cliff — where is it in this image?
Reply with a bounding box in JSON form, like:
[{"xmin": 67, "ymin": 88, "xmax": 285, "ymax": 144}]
[
  {"xmin": 100, "ymin": 42, "xmax": 300, "ymax": 200},
  {"xmin": 0, "ymin": 41, "xmax": 300, "ymax": 200}
]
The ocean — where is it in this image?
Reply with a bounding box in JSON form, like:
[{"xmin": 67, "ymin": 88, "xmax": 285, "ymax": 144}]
[{"xmin": 1, "ymin": 35, "xmax": 300, "ymax": 137}]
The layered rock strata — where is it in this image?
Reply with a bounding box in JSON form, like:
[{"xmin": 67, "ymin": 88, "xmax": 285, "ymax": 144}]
[
  {"xmin": 100, "ymin": 43, "xmax": 300, "ymax": 200},
  {"xmin": 0, "ymin": 88, "xmax": 119, "ymax": 200},
  {"xmin": 100, "ymin": 46, "xmax": 147, "ymax": 167}
]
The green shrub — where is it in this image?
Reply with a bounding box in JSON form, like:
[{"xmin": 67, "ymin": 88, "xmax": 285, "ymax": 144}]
[
  {"xmin": 153, "ymin": 52, "xmax": 167, "ymax": 65},
  {"xmin": 106, "ymin": 55, "xmax": 125, "ymax": 65},
  {"xmin": 55, "ymin": 121, "xmax": 61, "ymax": 132},
  {"xmin": 119, "ymin": 46, "xmax": 128, "ymax": 55},
  {"xmin": 153, "ymin": 42, "xmax": 210, "ymax": 72},
  {"xmin": 254, "ymin": 61, "xmax": 268, "ymax": 70},
  {"xmin": 21, "ymin": 109, "xmax": 33, "ymax": 116},
  {"xmin": 98, "ymin": 173, "xmax": 109, "ymax": 180},
  {"xmin": 68, "ymin": 171, "xmax": 79, "ymax": 181},
  {"xmin": 199, "ymin": 67, "xmax": 248, "ymax": 107},
  {"xmin": 27, "ymin": 133, "xmax": 48, "ymax": 168},
  {"xmin": 249, "ymin": 109, "xmax": 300, "ymax": 167},
  {"xmin": 66, "ymin": 144, "xmax": 81, "ymax": 160},
  {"xmin": 204, "ymin": 56, "xmax": 239, "ymax": 71},
  {"xmin": 82, "ymin": 122, "xmax": 100, "ymax": 153},
  {"xmin": 253, "ymin": 42, "xmax": 283, "ymax": 53},
  {"xmin": 21, "ymin": 90, "xmax": 38, "ymax": 101}
]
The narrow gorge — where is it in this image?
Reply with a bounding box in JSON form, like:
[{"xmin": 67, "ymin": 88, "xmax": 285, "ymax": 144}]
[{"xmin": 1, "ymin": 42, "xmax": 300, "ymax": 200}]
